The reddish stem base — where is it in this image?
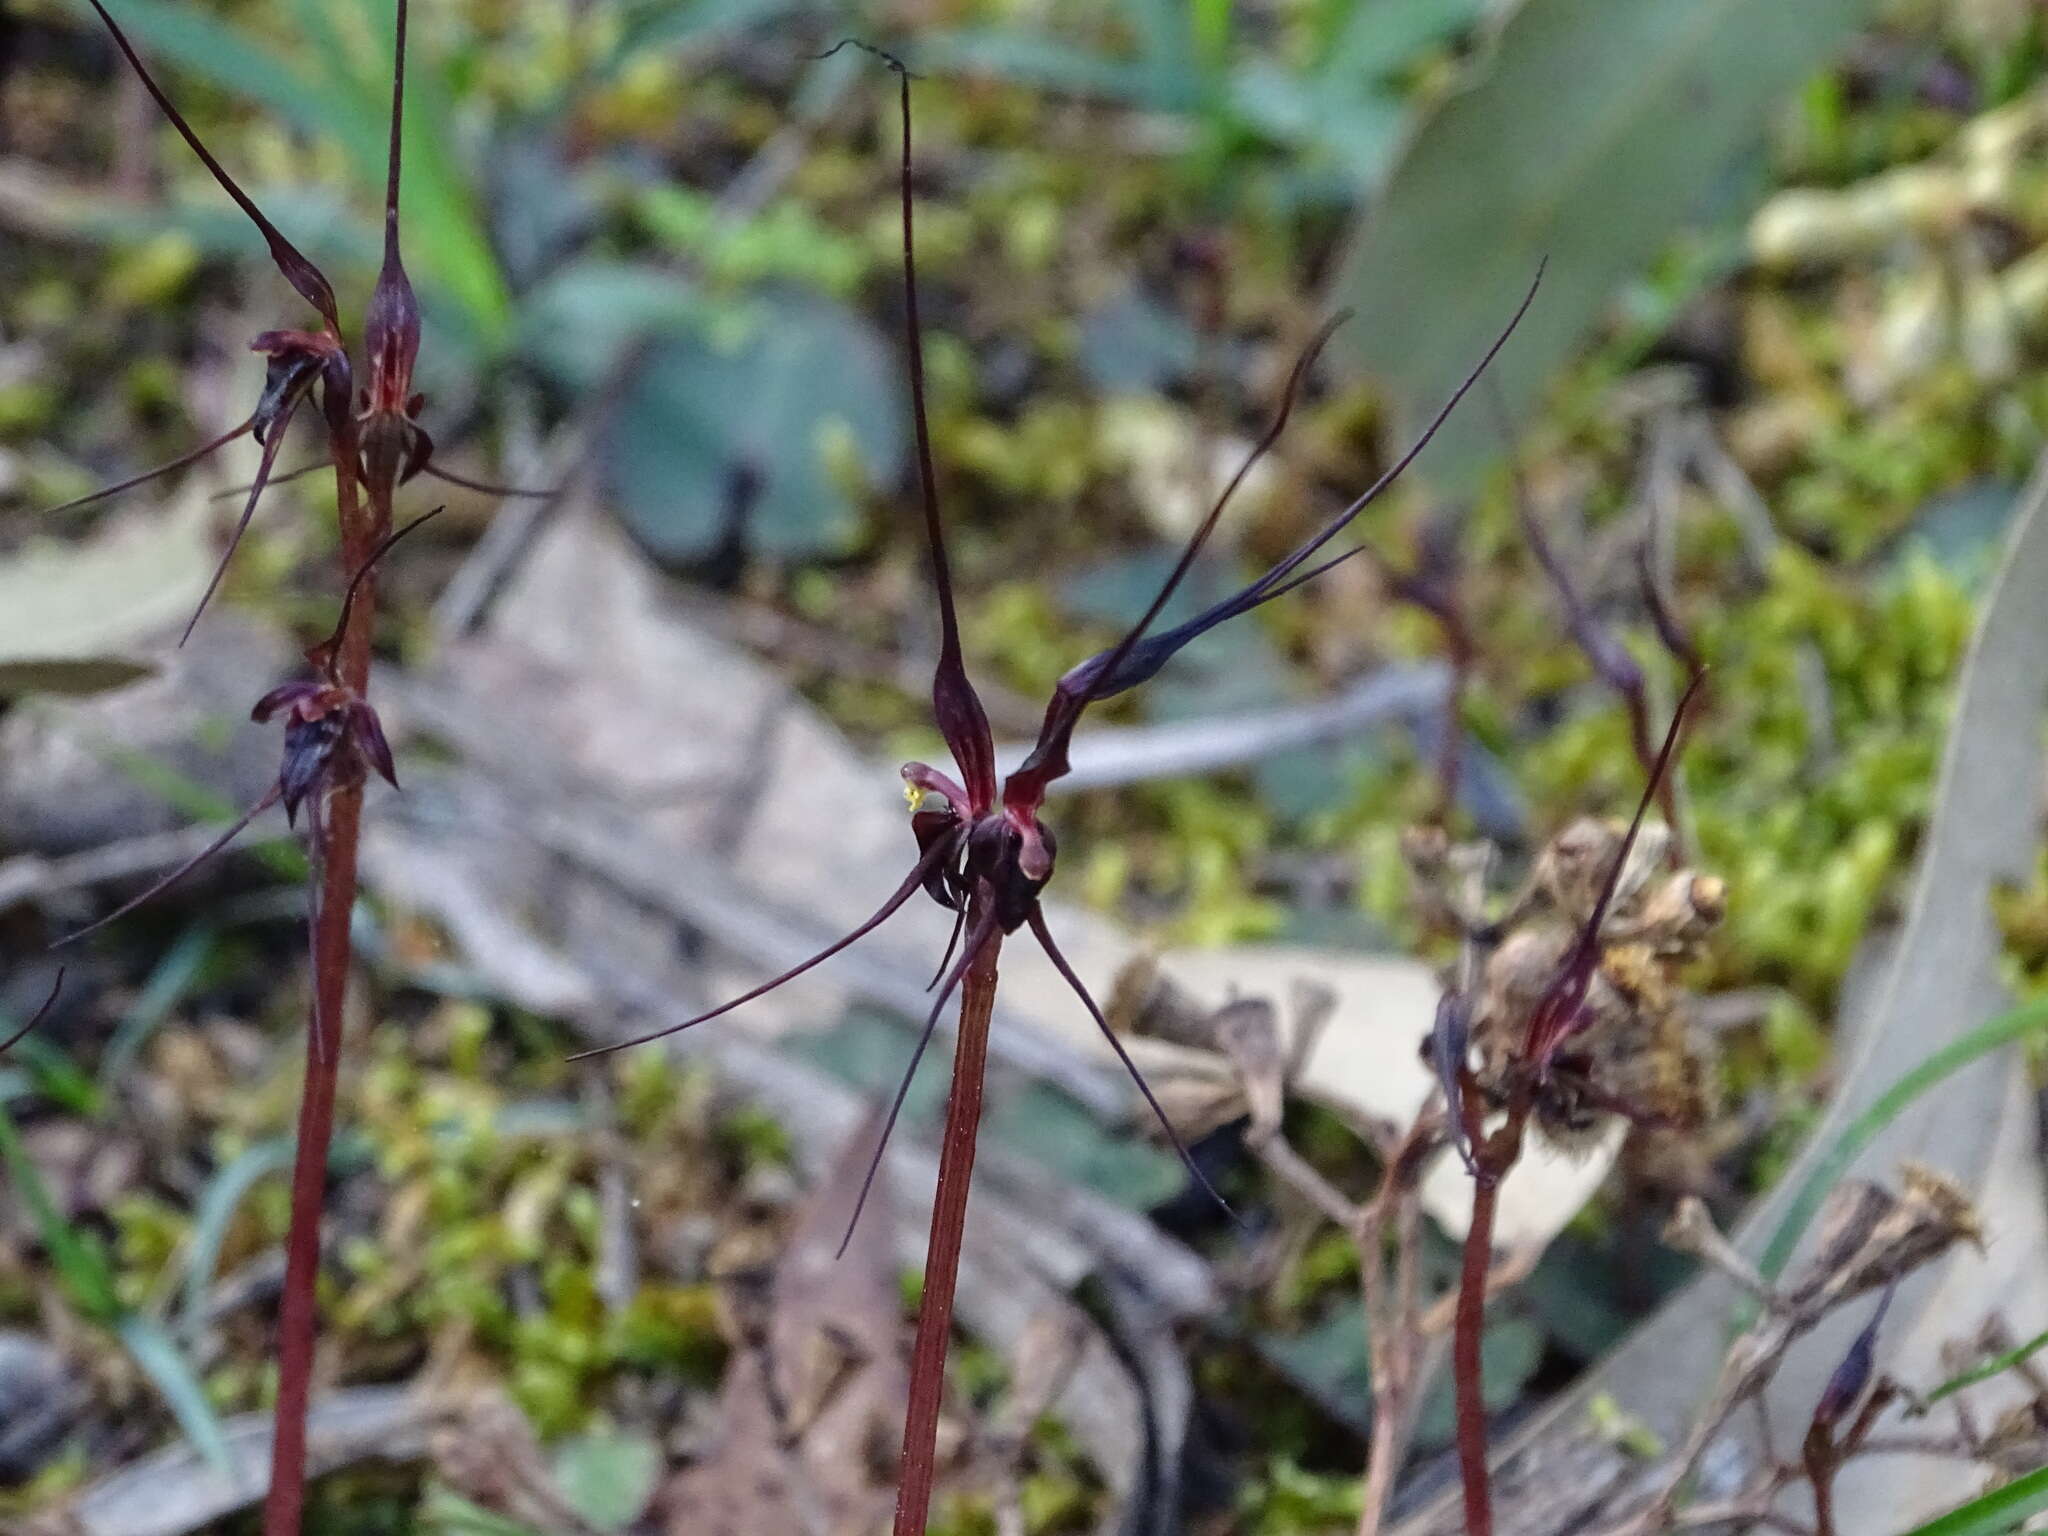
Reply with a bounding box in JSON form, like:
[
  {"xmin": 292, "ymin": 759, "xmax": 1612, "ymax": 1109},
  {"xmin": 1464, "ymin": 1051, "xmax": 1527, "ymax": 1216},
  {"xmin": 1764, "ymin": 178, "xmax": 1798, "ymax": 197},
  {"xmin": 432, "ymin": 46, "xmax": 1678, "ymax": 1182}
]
[{"xmin": 893, "ymin": 918, "xmax": 1003, "ymax": 1536}]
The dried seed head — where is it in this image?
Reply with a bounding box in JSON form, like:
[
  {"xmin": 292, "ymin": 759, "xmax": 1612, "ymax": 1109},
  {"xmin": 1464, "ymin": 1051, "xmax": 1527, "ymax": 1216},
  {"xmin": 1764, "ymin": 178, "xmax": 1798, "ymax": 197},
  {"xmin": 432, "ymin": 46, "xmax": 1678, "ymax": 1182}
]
[
  {"xmin": 1468, "ymin": 826, "xmax": 1723, "ymax": 1158},
  {"xmin": 1535, "ymin": 816, "xmax": 1670, "ymax": 926},
  {"xmin": 1787, "ymin": 1164, "xmax": 1982, "ymax": 1311},
  {"xmin": 1981, "ymin": 1400, "xmax": 2048, "ymax": 1477},
  {"xmin": 1615, "ymin": 871, "xmax": 1727, "ymax": 955}
]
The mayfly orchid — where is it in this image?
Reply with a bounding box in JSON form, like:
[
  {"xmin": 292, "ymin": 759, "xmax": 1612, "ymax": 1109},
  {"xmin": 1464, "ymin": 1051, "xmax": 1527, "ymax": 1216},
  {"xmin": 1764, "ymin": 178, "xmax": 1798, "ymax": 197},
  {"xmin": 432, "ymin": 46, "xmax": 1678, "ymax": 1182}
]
[
  {"xmin": 48, "ymin": 10, "xmax": 458, "ymax": 1531},
  {"xmin": 52, "ymin": 510, "xmax": 437, "ymax": 962},
  {"xmin": 39, "ymin": 1, "xmax": 537, "ymax": 644},
  {"xmin": 567, "ymin": 46, "xmax": 1539, "ymax": 1536},
  {"xmin": 578, "ymin": 47, "xmax": 1537, "ymax": 1218}
]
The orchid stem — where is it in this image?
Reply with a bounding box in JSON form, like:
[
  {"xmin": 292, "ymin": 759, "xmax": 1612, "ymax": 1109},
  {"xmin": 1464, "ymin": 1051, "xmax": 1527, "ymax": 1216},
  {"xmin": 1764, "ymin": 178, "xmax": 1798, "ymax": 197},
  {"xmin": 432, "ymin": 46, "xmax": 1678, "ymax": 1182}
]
[
  {"xmin": 261, "ymin": 425, "xmax": 371, "ymax": 1536},
  {"xmin": 1454, "ymin": 1083, "xmax": 1529, "ymax": 1536},
  {"xmin": 892, "ymin": 900, "xmax": 1002, "ymax": 1536}
]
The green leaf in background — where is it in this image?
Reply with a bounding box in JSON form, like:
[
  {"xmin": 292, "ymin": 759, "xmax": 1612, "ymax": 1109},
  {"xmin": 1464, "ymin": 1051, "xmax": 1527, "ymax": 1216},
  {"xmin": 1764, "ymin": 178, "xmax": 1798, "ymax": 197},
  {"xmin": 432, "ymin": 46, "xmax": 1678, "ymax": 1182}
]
[
  {"xmin": 1315, "ymin": 0, "xmax": 1490, "ymax": 80},
  {"xmin": 602, "ymin": 0, "xmax": 816, "ymax": 78},
  {"xmin": 549, "ymin": 1429, "xmax": 662, "ymax": 1531},
  {"xmin": 1329, "ymin": 0, "xmax": 1883, "ymax": 489},
  {"xmin": 1895, "ymin": 1463, "xmax": 2048, "ymax": 1536},
  {"xmin": 1412, "ymin": 1315, "xmax": 1544, "ymax": 1445},
  {"xmin": 918, "ymin": 29, "xmax": 1163, "ymax": 103},
  {"xmin": 799, "ymin": 1010, "xmax": 1182, "ymax": 1210},
  {"xmin": 514, "ymin": 261, "xmax": 705, "ymax": 390},
  {"xmin": 1756, "ymin": 996, "xmax": 2048, "ymax": 1287},
  {"xmin": 420, "ymin": 1486, "xmax": 546, "ymax": 1536},
  {"xmin": 604, "ymin": 293, "xmax": 906, "ymax": 564}
]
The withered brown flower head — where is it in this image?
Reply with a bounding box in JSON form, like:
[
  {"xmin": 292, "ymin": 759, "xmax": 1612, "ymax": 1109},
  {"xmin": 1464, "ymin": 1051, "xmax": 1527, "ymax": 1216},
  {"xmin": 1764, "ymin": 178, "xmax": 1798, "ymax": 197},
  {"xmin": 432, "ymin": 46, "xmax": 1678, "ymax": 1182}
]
[{"xmin": 1468, "ymin": 811, "xmax": 1725, "ymax": 1152}]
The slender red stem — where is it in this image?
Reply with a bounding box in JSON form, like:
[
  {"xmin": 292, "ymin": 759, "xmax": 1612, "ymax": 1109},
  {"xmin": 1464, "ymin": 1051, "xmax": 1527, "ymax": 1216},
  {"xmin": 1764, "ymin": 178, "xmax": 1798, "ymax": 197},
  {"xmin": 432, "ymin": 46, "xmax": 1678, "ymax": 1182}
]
[
  {"xmin": 1453, "ymin": 1084, "xmax": 1528, "ymax": 1536},
  {"xmin": 892, "ymin": 899, "xmax": 1002, "ymax": 1536},
  {"xmin": 262, "ymin": 423, "xmax": 372, "ymax": 1536}
]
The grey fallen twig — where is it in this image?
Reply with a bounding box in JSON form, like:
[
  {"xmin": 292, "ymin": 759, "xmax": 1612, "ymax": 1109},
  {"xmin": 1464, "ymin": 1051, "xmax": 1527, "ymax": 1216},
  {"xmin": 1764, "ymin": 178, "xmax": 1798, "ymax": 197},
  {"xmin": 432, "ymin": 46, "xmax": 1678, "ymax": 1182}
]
[{"xmin": 1006, "ymin": 661, "xmax": 1451, "ymax": 794}]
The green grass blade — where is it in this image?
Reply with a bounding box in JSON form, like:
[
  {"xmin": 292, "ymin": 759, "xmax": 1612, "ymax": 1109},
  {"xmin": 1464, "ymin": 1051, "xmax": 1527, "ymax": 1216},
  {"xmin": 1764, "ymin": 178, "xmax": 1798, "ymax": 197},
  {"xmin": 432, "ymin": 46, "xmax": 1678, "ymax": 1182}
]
[
  {"xmin": 180, "ymin": 1135, "xmax": 298, "ymax": 1330},
  {"xmin": 1894, "ymin": 1463, "xmax": 2048, "ymax": 1536},
  {"xmin": 78, "ymin": 0, "xmax": 359, "ymax": 145},
  {"xmin": 1757, "ymin": 997, "xmax": 2048, "ymax": 1286},
  {"xmin": 76, "ymin": 0, "xmax": 507, "ymax": 338},
  {"xmin": 1925, "ymin": 1326, "xmax": 2048, "ymax": 1406},
  {"xmin": 0, "ymin": 1099, "xmax": 120, "ymax": 1322},
  {"xmin": 100, "ymin": 922, "xmax": 216, "ymax": 1093},
  {"xmin": 115, "ymin": 1315, "xmax": 236, "ymax": 1481},
  {"xmin": 104, "ymin": 746, "xmax": 306, "ymax": 882}
]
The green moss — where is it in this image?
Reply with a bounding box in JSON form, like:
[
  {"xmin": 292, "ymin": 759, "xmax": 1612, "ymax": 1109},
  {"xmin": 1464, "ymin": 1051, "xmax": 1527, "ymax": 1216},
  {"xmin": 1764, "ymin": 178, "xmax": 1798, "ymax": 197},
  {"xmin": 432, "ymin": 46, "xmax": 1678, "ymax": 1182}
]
[{"xmin": 1237, "ymin": 1457, "xmax": 1363, "ymax": 1534}]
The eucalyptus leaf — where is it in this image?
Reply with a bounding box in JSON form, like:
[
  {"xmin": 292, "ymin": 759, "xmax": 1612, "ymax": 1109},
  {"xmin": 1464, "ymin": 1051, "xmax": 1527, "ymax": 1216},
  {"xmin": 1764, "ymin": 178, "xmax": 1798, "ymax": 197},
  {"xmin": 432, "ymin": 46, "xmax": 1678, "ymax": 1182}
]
[
  {"xmin": 0, "ymin": 504, "xmax": 211, "ymax": 696},
  {"xmin": 0, "ymin": 659, "xmax": 154, "ymax": 698},
  {"xmin": 603, "ymin": 293, "xmax": 905, "ymax": 564},
  {"xmin": 1329, "ymin": 0, "xmax": 1882, "ymax": 488}
]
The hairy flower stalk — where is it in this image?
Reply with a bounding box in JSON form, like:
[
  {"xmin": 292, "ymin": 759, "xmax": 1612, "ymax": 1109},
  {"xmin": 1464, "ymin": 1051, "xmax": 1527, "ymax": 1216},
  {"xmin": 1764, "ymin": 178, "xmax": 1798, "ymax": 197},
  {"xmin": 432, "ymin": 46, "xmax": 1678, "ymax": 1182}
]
[{"xmin": 573, "ymin": 47, "xmax": 1539, "ymax": 1532}]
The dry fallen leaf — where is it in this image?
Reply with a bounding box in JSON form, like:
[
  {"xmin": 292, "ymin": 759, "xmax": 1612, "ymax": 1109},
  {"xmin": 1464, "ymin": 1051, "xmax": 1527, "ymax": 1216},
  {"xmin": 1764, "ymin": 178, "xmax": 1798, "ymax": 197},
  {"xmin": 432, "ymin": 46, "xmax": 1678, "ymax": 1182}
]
[
  {"xmin": 0, "ymin": 498, "xmax": 214, "ymax": 698},
  {"xmin": 659, "ymin": 1111, "xmax": 905, "ymax": 1536}
]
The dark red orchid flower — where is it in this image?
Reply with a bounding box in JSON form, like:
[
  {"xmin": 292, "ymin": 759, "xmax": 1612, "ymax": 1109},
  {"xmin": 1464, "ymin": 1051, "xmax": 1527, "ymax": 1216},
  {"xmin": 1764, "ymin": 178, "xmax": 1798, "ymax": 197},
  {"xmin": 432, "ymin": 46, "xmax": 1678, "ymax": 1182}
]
[
  {"xmin": 52, "ymin": 511, "xmax": 437, "ymax": 964},
  {"xmin": 40, "ymin": 2, "xmax": 535, "ymax": 637},
  {"xmin": 573, "ymin": 50, "xmax": 1542, "ymax": 1245}
]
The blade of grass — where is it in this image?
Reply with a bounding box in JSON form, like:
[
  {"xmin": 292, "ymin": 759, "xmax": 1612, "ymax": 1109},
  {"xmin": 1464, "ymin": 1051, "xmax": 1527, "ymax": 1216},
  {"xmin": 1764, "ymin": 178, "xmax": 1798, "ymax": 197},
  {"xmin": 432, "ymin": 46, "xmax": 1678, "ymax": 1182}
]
[
  {"xmin": 1894, "ymin": 1463, "xmax": 2048, "ymax": 1536},
  {"xmin": 174, "ymin": 1130, "xmax": 371, "ymax": 1334},
  {"xmin": 100, "ymin": 921, "xmax": 217, "ymax": 1092},
  {"xmin": 103, "ymin": 746, "xmax": 307, "ymax": 883},
  {"xmin": 9, "ymin": 1035, "xmax": 104, "ymax": 1116},
  {"xmin": 1923, "ymin": 1325, "xmax": 2048, "ymax": 1406},
  {"xmin": 180, "ymin": 1134, "xmax": 297, "ymax": 1330},
  {"xmin": 0, "ymin": 1099, "xmax": 236, "ymax": 1475},
  {"xmin": 116, "ymin": 1315, "xmax": 239, "ymax": 1482},
  {"xmin": 1757, "ymin": 996, "xmax": 2048, "ymax": 1287},
  {"xmin": 75, "ymin": 0, "xmax": 506, "ymax": 338},
  {"xmin": 0, "ymin": 1098, "xmax": 119, "ymax": 1321}
]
